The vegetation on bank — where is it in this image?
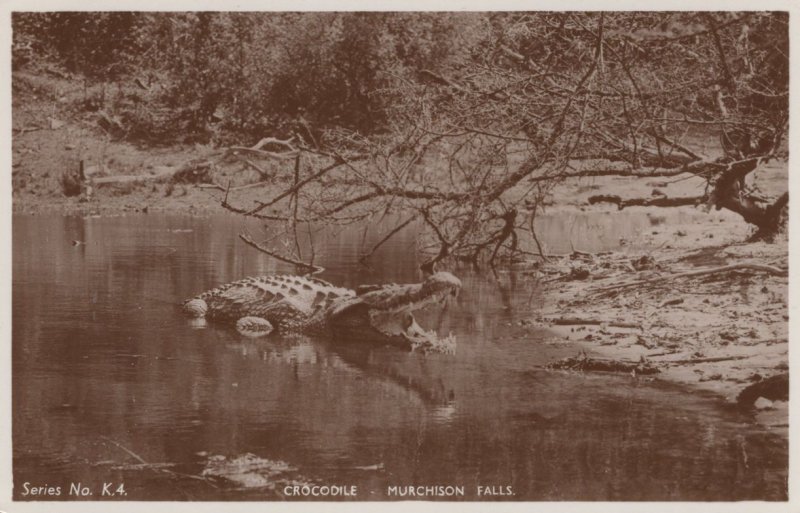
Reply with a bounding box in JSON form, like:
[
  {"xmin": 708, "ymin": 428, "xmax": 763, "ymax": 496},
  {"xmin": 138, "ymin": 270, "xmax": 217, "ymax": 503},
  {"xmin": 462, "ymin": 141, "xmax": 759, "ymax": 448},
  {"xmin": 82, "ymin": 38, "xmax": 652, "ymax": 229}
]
[
  {"xmin": 13, "ymin": 12, "xmax": 480, "ymax": 143},
  {"xmin": 13, "ymin": 12, "xmax": 789, "ymax": 268}
]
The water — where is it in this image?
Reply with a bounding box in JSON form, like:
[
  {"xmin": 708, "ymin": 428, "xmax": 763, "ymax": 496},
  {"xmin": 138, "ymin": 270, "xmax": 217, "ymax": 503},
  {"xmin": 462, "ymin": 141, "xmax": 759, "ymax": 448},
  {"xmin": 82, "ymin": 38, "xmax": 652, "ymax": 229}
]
[{"xmin": 12, "ymin": 212, "xmax": 788, "ymax": 501}]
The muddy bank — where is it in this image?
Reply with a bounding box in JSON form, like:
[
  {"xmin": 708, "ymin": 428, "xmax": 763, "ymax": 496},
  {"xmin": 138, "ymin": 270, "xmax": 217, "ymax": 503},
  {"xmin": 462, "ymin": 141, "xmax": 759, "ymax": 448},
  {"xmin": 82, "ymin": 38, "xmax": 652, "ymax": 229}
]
[
  {"xmin": 12, "ymin": 69, "xmax": 286, "ymax": 217},
  {"xmin": 527, "ymin": 235, "xmax": 788, "ymax": 434}
]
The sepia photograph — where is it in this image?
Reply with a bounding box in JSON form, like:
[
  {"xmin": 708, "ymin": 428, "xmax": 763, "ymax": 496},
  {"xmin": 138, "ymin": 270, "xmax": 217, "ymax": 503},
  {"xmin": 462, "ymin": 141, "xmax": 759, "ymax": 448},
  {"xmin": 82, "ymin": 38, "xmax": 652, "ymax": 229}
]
[{"xmin": 3, "ymin": 6, "xmax": 795, "ymax": 509}]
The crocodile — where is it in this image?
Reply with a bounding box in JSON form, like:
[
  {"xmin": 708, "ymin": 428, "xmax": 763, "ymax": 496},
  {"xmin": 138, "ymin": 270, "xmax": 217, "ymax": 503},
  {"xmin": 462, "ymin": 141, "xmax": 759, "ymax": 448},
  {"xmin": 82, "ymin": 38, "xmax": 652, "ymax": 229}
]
[{"xmin": 183, "ymin": 272, "xmax": 461, "ymax": 351}]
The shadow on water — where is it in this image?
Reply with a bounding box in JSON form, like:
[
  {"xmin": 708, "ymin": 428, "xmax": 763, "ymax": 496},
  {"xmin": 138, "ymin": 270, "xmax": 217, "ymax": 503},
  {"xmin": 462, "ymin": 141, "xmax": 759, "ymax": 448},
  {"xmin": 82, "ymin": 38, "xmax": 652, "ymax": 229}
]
[{"xmin": 12, "ymin": 213, "xmax": 788, "ymax": 501}]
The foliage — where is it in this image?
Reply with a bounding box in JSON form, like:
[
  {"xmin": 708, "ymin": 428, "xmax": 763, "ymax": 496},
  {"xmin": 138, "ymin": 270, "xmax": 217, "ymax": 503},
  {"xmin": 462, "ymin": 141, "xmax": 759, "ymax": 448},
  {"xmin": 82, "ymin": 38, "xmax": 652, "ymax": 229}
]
[
  {"xmin": 12, "ymin": 12, "xmax": 790, "ymax": 264},
  {"xmin": 13, "ymin": 12, "xmax": 479, "ymax": 143},
  {"xmin": 13, "ymin": 12, "xmax": 144, "ymax": 78}
]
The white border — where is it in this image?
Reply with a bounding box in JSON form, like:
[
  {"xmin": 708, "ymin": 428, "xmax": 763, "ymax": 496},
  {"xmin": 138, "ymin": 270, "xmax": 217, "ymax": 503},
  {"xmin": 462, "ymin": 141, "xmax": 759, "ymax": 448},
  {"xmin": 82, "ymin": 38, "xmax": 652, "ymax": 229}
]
[{"xmin": 1, "ymin": 3, "xmax": 797, "ymax": 513}]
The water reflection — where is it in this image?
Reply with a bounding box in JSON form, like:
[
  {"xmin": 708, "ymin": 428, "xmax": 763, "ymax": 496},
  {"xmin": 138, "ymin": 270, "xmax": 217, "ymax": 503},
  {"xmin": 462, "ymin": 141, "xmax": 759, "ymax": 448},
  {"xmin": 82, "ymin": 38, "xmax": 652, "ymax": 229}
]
[{"xmin": 12, "ymin": 213, "xmax": 787, "ymax": 501}]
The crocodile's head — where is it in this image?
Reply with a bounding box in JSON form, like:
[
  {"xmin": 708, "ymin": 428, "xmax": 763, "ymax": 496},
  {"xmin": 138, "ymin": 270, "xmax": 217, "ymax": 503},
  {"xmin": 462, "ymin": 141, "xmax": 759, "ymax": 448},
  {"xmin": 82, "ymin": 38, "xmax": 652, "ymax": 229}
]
[{"xmin": 325, "ymin": 272, "xmax": 461, "ymax": 352}]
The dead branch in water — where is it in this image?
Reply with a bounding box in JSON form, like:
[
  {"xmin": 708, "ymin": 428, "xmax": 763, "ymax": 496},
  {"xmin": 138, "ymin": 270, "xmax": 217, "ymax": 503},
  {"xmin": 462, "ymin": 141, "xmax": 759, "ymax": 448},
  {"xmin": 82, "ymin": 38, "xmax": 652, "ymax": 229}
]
[
  {"xmin": 239, "ymin": 232, "xmax": 324, "ymax": 274},
  {"xmin": 100, "ymin": 436, "xmax": 217, "ymax": 487},
  {"xmin": 527, "ymin": 200, "xmax": 549, "ymax": 262},
  {"xmin": 419, "ymin": 206, "xmax": 452, "ymax": 273},
  {"xmin": 590, "ymin": 263, "xmax": 787, "ymax": 293},
  {"xmin": 290, "ymin": 155, "xmax": 303, "ymax": 259}
]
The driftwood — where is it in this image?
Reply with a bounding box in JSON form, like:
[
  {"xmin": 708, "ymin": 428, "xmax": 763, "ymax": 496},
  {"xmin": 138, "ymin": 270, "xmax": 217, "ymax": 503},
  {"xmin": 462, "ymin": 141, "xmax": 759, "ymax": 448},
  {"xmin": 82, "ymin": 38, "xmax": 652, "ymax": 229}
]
[
  {"xmin": 588, "ymin": 194, "xmax": 705, "ymax": 209},
  {"xmin": 91, "ymin": 166, "xmax": 179, "ymax": 186},
  {"xmin": 590, "ymin": 263, "xmax": 787, "ymax": 293},
  {"xmin": 546, "ymin": 354, "xmax": 660, "ymax": 375},
  {"xmin": 93, "ymin": 136, "xmax": 294, "ymax": 189},
  {"xmin": 664, "ymin": 355, "xmax": 749, "ymax": 365},
  {"xmin": 544, "ymin": 317, "xmax": 641, "ymax": 329},
  {"xmin": 13, "ymin": 125, "xmax": 44, "ymax": 134},
  {"xmin": 227, "ymin": 137, "xmax": 299, "ymax": 160},
  {"xmin": 90, "ymin": 159, "xmax": 215, "ymax": 187}
]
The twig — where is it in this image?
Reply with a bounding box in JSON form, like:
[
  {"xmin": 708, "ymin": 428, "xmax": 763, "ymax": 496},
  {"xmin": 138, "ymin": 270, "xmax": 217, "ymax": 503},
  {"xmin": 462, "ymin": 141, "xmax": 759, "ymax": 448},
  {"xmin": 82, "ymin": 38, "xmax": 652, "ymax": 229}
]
[
  {"xmin": 528, "ymin": 200, "xmax": 549, "ymax": 262},
  {"xmin": 220, "ymin": 198, "xmax": 293, "ymax": 221},
  {"xmin": 199, "ymin": 181, "xmax": 271, "ymax": 191},
  {"xmin": 245, "ymin": 158, "xmax": 351, "ymax": 215},
  {"xmin": 359, "ymin": 215, "xmax": 416, "ymax": 263},
  {"xmin": 239, "ymin": 232, "xmax": 324, "ymax": 274},
  {"xmin": 227, "ymin": 147, "xmax": 298, "ymax": 160},
  {"xmin": 419, "ymin": 207, "xmax": 451, "ymax": 273},
  {"xmin": 197, "ymin": 183, "xmax": 225, "ymax": 191},
  {"xmin": 232, "ymin": 180, "xmax": 271, "ymax": 191},
  {"xmin": 291, "ymin": 155, "xmax": 302, "ymax": 259},
  {"xmin": 241, "ymin": 158, "xmax": 271, "ymax": 179}
]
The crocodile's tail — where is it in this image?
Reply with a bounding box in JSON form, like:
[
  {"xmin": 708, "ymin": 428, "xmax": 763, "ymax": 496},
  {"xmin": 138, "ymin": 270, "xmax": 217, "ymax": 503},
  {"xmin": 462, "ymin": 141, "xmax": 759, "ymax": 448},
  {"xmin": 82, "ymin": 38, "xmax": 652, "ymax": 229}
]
[
  {"xmin": 183, "ymin": 298, "xmax": 273, "ymax": 336},
  {"xmin": 183, "ymin": 298, "xmax": 208, "ymax": 318}
]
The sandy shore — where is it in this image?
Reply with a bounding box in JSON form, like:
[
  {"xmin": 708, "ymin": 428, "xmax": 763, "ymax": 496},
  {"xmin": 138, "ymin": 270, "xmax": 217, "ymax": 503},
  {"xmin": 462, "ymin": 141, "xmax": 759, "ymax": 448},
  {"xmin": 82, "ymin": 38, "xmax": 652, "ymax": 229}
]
[{"xmin": 526, "ymin": 211, "xmax": 788, "ymax": 434}]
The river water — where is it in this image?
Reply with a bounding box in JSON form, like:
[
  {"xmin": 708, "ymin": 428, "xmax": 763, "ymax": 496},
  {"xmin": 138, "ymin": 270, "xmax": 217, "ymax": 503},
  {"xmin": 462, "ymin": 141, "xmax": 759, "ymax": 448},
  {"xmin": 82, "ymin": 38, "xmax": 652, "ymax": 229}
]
[{"xmin": 12, "ymin": 212, "xmax": 788, "ymax": 500}]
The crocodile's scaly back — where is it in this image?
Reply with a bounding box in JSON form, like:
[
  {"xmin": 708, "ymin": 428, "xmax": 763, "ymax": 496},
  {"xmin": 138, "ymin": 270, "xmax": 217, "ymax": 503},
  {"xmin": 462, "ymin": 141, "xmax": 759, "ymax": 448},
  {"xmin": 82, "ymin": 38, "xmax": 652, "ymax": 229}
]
[{"xmin": 185, "ymin": 274, "xmax": 354, "ymax": 331}]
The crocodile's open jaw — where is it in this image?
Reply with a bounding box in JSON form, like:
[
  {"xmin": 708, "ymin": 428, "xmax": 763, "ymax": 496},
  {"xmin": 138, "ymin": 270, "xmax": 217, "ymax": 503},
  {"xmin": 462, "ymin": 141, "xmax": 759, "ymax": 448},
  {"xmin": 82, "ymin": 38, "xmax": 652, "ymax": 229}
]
[
  {"xmin": 371, "ymin": 310, "xmax": 457, "ymax": 352},
  {"xmin": 357, "ymin": 272, "xmax": 461, "ymax": 351}
]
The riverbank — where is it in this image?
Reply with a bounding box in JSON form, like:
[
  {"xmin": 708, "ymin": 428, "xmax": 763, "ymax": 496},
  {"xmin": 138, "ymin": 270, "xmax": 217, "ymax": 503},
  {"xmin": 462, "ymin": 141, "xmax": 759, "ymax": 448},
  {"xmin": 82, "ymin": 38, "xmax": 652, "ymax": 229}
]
[
  {"xmin": 528, "ymin": 229, "xmax": 788, "ymax": 434},
  {"xmin": 15, "ymin": 66, "xmax": 790, "ymax": 219}
]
